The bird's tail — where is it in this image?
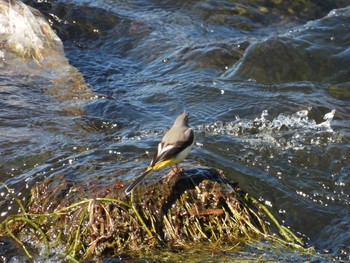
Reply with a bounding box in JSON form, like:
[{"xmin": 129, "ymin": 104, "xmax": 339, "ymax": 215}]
[{"xmin": 125, "ymin": 167, "xmax": 153, "ymax": 195}]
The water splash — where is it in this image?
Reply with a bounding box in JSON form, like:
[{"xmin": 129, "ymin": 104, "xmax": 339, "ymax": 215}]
[{"xmin": 198, "ymin": 109, "xmax": 339, "ymax": 151}]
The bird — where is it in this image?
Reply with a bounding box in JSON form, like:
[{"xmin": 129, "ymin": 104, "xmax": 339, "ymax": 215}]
[{"xmin": 125, "ymin": 113, "xmax": 194, "ymax": 195}]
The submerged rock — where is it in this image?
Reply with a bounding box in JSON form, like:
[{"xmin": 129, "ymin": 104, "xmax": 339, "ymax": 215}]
[
  {"xmin": 224, "ymin": 5, "xmax": 350, "ymax": 83},
  {"xmin": 0, "ymin": 236, "xmax": 30, "ymax": 263}
]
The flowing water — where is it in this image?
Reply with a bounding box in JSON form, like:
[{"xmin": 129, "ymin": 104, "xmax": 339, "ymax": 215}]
[{"xmin": 1, "ymin": 0, "xmax": 350, "ymax": 261}]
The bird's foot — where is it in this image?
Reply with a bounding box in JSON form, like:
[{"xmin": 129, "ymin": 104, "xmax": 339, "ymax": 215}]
[
  {"xmin": 164, "ymin": 170, "xmax": 177, "ymax": 182},
  {"xmin": 176, "ymin": 167, "xmax": 185, "ymax": 174},
  {"xmin": 163, "ymin": 166, "xmax": 185, "ymax": 182},
  {"xmin": 171, "ymin": 165, "xmax": 185, "ymax": 174}
]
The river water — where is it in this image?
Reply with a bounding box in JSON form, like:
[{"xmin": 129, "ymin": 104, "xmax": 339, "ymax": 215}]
[{"xmin": 1, "ymin": 0, "xmax": 350, "ymax": 261}]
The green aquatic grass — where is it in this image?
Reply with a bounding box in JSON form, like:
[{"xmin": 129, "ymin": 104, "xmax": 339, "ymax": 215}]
[{"xmin": 0, "ymin": 170, "xmax": 306, "ymax": 261}]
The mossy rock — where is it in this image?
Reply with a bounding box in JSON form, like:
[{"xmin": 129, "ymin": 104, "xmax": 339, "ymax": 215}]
[
  {"xmin": 0, "ymin": 0, "xmax": 62, "ymax": 63},
  {"xmin": 0, "ymin": 168, "xmax": 304, "ymax": 261}
]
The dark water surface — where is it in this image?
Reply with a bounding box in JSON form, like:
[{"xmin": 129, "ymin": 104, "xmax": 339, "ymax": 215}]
[{"xmin": 2, "ymin": 0, "xmax": 350, "ymax": 261}]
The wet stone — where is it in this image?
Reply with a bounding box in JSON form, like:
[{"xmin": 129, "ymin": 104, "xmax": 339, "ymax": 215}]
[{"xmin": 0, "ymin": 236, "xmax": 30, "ymax": 263}]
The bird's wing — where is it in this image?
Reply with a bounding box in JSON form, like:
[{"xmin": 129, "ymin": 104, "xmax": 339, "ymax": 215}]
[{"xmin": 151, "ymin": 128, "xmax": 194, "ymax": 167}]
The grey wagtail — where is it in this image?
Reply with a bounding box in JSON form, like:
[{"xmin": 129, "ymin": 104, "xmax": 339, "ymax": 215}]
[{"xmin": 125, "ymin": 113, "xmax": 194, "ymax": 195}]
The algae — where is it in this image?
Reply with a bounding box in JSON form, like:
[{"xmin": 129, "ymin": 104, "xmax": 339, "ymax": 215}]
[{"xmin": 0, "ymin": 168, "xmax": 306, "ymax": 261}]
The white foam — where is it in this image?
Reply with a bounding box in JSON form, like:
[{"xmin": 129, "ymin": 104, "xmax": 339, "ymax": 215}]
[{"xmin": 198, "ymin": 109, "xmax": 339, "ymax": 151}]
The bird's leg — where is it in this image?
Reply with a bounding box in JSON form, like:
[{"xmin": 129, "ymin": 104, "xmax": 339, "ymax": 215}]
[
  {"xmin": 163, "ymin": 165, "xmax": 187, "ymax": 182},
  {"xmin": 163, "ymin": 166, "xmax": 179, "ymax": 182},
  {"xmin": 171, "ymin": 166, "xmax": 178, "ymax": 174}
]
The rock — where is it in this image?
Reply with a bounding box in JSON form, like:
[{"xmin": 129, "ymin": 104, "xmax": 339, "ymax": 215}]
[{"xmin": 0, "ymin": 0, "xmax": 61, "ymax": 63}]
